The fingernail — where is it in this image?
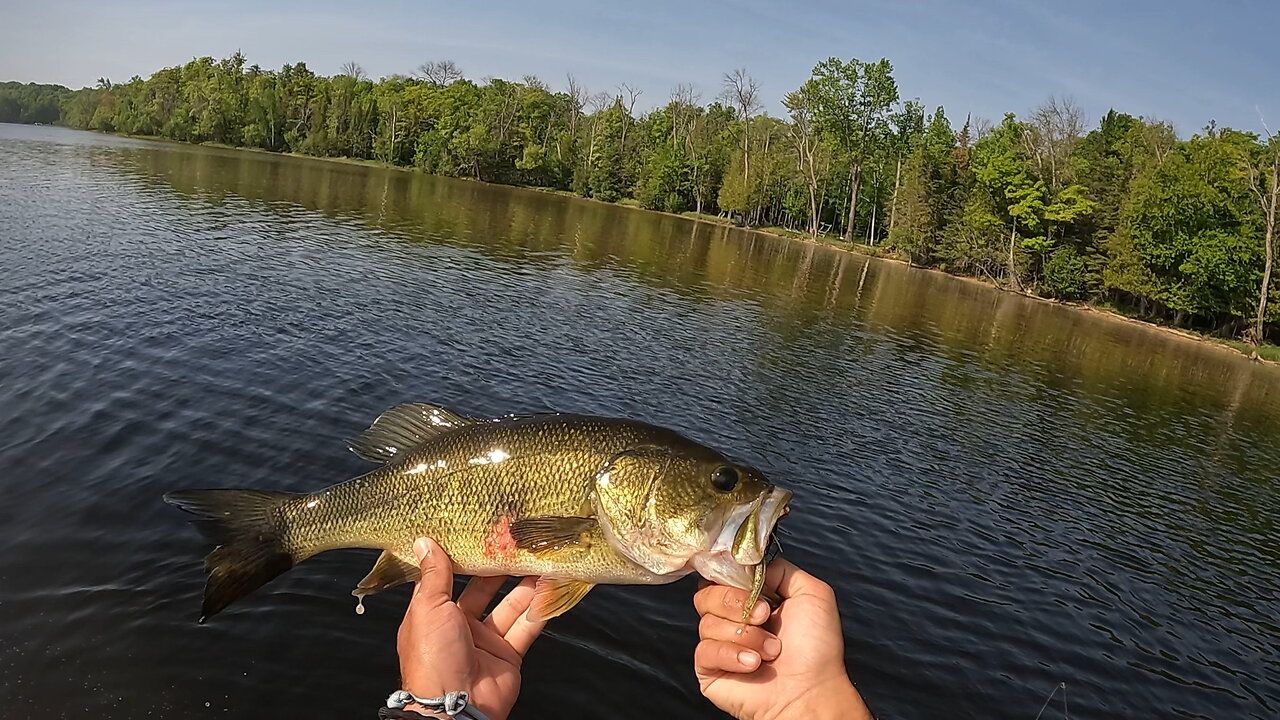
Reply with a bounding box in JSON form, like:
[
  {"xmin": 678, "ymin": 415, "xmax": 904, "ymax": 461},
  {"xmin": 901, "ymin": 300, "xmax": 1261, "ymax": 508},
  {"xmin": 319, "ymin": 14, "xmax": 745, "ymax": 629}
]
[
  {"xmin": 738, "ymin": 650, "xmax": 759, "ymax": 668},
  {"xmin": 763, "ymin": 637, "xmax": 781, "ymax": 658},
  {"xmin": 750, "ymin": 601, "xmax": 770, "ymax": 623},
  {"xmin": 413, "ymin": 537, "xmax": 430, "ymax": 562}
]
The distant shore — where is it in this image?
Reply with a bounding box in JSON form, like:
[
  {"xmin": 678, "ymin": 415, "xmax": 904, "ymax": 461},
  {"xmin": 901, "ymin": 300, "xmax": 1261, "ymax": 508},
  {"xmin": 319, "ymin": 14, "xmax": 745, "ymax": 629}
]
[{"xmin": 88, "ymin": 127, "xmax": 1280, "ymax": 367}]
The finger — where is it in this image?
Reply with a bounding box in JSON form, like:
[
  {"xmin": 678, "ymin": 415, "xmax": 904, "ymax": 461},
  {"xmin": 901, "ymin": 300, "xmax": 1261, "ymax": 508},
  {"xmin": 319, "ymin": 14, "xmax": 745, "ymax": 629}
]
[
  {"xmin": 468, "ymin": 616, "xmax": 521, "ymax": 666},
  {"xmin": 693, "ymin": 584, "xmax": 771, "ymax": 625},
  {"xmin": 698, "ymin": 614, "xmax": 781, "ymax": 661},
  {"xmin": 502, "ymin": 608, "xmax": 546, "ymax": 658},
  {"xmin": 484, "ymin": 577, "xmax": 537, "ymax": 636},
  {"xmin": 767, "ymin": 559, "xmax": 836, "ymax": 604},
  {"xmin": 411, "ymin": 537, "xmax": 453, "ymax": 605},
  {"xmin": 693, "ymin": 639, "xmax": 761, "ymax": 676},
  {"xmin": 458, "ymin": 575, "xmax": 506, "ymax": 618}
]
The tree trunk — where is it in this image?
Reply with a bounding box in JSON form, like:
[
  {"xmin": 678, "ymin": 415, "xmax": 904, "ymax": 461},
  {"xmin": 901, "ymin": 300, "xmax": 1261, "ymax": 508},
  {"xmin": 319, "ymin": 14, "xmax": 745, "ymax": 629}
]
[
  {"xmin": 889, "ymin": 155, "xmax": 903, "ymax": 231},
  {"xmin": 585, "ymin": 122, "xmax": 598, "ymax": 181},
  {"xmin": 1254, "ymin": 159, "xmax": 1277, "ymax": 350},
  {"xmin": 808, "ymin": 183, "xmax": 819, "ymax": 238},
  {"xmin": 388, "ymin": 104, "xmax": 398, "ymax": 161},
  {"xmin": 1007, "ymin": 219, "xmax": 1023, "ymax": 292},
  {"xmin": 868, "ymin": 201, "xmax": 877, "ymax": 246},
  {"xmin": 817, "ymin": 168, "xmax": 828, "ymax": 236},
  {"xmin": 844, "ymin": 161, "xmax": 862, "ymax": 243},
  {"xmin": 867, "ymin": 175, "xmax": 881, "ymax": 246}
]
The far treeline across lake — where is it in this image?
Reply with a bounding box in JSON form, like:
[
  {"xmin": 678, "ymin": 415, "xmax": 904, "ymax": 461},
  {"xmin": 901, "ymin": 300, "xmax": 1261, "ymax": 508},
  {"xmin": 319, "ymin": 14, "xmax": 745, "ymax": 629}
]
[{"xmin": 3, "ymin": 53, "xmax": 1276, "ymax": 356}]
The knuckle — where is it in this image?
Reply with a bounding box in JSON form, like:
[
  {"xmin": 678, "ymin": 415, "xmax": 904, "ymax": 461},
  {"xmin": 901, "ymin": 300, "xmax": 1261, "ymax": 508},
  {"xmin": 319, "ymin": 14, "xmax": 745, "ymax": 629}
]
[
  {"xmin": 698, "ymin": 613, "xmax": 726, "ymax": 638},
  {"xmin": 815, "ymin": 582, "xmax": 836, "ymax": 603},
  {"xmin": 697, "ymin": 613, "xmax": 715, "ymax": 634},
  {"xmin": 693, "ymin": 641, "xmax": 715, "ymax": 667},
  {"xmin": 718, "ymin": 642, "xmax": 740, "ymax": 663}
]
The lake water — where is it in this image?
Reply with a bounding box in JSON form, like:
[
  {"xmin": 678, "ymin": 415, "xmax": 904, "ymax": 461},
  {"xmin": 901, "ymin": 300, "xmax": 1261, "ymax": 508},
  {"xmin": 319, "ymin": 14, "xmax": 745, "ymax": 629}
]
[{"xmin": 1, "ymin": 123, "xmax": 1277, "ymax": 719}]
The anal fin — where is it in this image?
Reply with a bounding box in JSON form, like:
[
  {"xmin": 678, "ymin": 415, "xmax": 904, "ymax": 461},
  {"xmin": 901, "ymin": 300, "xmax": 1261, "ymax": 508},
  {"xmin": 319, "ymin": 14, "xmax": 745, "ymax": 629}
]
[
  {"xmin": 353, "ymin": 550, "xmax": 420, "ymax": 598},
  {"xmin": 528, "ymin": 578, "xmax": 595, "ymax": 622}
]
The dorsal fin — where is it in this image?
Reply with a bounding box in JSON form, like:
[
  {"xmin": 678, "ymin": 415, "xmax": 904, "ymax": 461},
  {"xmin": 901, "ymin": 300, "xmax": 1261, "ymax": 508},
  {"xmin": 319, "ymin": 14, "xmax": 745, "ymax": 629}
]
[{"xmin": 348, "ymin": 402, "xmax": 475, "ymax": 463}]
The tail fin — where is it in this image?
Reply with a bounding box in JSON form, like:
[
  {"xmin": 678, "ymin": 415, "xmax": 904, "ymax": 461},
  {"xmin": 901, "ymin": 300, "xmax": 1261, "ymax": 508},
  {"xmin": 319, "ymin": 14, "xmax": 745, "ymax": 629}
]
[{"xmin": 164, "ymin": 489, "xmax": 301, "ymax": 623}]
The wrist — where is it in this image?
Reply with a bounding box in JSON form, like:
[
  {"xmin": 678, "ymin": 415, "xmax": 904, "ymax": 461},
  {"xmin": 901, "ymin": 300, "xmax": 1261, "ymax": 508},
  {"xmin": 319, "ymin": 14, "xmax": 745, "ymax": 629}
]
[
  {"xmin": 770, "ymin": 677, "xmax": 872, "ymax": 720},
  {"xmin": 391, "ymin": 689, "xmax": 492, "ymax": 720}
]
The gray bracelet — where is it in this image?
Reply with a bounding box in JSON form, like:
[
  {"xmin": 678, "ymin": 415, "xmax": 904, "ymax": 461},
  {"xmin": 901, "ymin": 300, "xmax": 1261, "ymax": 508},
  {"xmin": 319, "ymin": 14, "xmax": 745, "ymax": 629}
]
[{"xmin": 384, "ymin": 690, "xmax": 492, "ymax": 720}]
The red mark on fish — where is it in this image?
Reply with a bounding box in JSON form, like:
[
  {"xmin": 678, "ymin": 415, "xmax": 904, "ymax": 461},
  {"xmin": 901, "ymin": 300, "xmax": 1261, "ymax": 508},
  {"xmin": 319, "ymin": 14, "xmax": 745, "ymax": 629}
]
[{"xmin": 482, "ymin": 513, "xmax": 518, "ymax": 564}]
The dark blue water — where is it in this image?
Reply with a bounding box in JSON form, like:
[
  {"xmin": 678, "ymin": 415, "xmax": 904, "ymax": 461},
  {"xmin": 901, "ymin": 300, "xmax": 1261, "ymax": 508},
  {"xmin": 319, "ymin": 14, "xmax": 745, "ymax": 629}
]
[{"xmin": 1, "ymin": 123, "xmax": 1277, "ymax": 719}]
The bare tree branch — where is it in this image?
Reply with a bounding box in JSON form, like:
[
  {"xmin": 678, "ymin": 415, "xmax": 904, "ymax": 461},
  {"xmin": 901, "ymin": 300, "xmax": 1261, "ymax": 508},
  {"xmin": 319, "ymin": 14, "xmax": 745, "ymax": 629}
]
[
  {"xmin": 619, "ymin": 83, "xmax": 643, "ymax": 115},
  {"xmin": 669, "ymin": 83, "xmax": 699, "ymax": 107},
  {"xmin": 413, "ymin": 59, "xmax": 464, "ymax": 86},
  {"xmin": 719, "ymin": 68, "xmax": 762, "ymax": 121},
  {"xmin": 1025, "ymin": 96, "xmax": 1086, "ymax": 192},
  {"xmin": 586, "ymin": 91, "xmax": 612, "ymax": 114},
  {"xmin": 339, "ymin": 61, "xmax": 367, "ymax": 81},
  {"xmin": 720, "ymin": 68, "xmax": 761, "ymax": 185}
]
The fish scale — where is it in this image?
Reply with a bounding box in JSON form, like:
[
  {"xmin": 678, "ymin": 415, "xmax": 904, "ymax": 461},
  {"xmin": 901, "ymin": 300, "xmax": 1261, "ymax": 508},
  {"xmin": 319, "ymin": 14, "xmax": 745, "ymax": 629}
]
[
  {"xmin": 286, "ymin": 417, "xmax": 668, "ymax": 581},
  {"xmin": 166, "ymin": 404, "xmax": 792, "ymax": 624}
]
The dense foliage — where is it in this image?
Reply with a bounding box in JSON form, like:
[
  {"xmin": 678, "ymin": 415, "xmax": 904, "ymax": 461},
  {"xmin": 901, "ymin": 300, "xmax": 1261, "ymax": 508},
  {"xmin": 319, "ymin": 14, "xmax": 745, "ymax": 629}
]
[
  {"xmin": 6, "ymin": 54, "xmax": 1277, "ymax": 344},
  {"xmin": 0, "ymin": 81, "xmax": 70, "ymax": 124}
]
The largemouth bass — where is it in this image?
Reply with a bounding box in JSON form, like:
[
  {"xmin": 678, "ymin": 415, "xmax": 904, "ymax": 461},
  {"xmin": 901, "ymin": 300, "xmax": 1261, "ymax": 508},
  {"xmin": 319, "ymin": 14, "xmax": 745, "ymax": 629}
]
[{"xmin": 166, "ymin": 403, "xmax": 793, "ymax": 623}]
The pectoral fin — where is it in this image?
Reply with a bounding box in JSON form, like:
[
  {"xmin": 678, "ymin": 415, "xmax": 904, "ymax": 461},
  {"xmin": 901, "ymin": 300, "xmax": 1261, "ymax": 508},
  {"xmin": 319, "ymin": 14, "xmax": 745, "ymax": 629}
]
[
  {"xmin": 353, "ymin": 550, "xmax": 420, "ymax": 598},
  {"xmin": 528, "ymin": 578, "xmax": 595, "ymax": 622},
  {"xmin": 510, "ymin": 516, "xmax": 597, "ymax": 557}
]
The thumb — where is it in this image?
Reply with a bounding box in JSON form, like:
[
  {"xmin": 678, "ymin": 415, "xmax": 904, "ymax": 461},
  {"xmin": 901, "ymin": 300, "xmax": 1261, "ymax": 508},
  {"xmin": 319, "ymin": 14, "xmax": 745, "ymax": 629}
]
[{"xmin": 413, "ymin": 536, "xmax": 454, "ymax": 603}]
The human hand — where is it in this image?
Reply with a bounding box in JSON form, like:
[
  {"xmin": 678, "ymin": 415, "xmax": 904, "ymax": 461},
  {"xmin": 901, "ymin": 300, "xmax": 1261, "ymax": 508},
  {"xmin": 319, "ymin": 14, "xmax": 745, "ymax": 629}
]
[
  {"xmin": 397, "ymin": 537, "xmax": 546, "ymax": 720},
  {"xmin": 692, "ymin": 559, "xmax": 873, "ymax": 720}
]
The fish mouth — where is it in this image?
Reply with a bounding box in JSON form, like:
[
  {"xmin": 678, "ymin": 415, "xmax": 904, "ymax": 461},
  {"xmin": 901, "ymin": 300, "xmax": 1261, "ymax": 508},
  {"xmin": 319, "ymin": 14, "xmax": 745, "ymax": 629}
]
[
  {"xmin": 707, "ymin": 486, "xmax": 793, "ymax": 565},
  {"xmin": 737, "ymin": 486, "xmax": 792, "ymax": 565},
  {"xmin": 694, "ymin": 485, "xmax": 793, "ymax": 590},
  {"xmin": 754, "ymin": 486, "xmax": 792, "ymax": 559}
]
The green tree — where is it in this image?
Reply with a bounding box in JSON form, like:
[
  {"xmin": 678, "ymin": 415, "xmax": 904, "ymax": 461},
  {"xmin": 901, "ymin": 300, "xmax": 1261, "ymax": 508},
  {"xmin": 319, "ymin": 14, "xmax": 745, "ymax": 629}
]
[
  {"xmin": 688, "ymin": 103, "xmax": 734, "ymax": 215},
  {"xmin": 1242, "ymin": 134, "xmax": 1278, "ymax": 345},
  {"xmin": 588, "ymin": 100, "xmax": 626, "ymax": 201},
  {"xmin": 973, "ymin": 114, "xmax": 1095, "ymax": 293},
  {"xmin": 784, "ymin": 81, "xmax": 825, "ymax": 237},
  {"xmin": 886, "ymin": 100, "xmax": 924, "ymax": 234},
  {"xmin": 1116, "ymin": 130, "xmax": 1260, "ymax": 326},
  {"xmin": 807, "ymin": 57, "xmax": 899, "ymax": 241},
  {"xmin": 888, "ymin": 148, "xmax": 933, "ymax": 263},
  {"xmin": 0, "ymin": 81, "xmax": 70, "ymax": 123}
]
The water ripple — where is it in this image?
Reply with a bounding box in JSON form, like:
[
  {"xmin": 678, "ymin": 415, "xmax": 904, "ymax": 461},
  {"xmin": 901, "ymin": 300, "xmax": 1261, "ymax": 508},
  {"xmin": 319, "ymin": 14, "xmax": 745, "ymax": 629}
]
[{"xmin": 1, "ymin": 124, "xmax": 1277, "ymax": 720}]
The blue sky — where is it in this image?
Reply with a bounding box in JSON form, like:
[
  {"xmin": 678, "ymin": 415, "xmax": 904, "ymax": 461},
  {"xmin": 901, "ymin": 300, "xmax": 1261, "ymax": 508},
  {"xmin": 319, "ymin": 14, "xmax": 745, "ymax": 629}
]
[{"xmin": 3, "ymin": 0, "xmax": 1277, "ymax": 136}]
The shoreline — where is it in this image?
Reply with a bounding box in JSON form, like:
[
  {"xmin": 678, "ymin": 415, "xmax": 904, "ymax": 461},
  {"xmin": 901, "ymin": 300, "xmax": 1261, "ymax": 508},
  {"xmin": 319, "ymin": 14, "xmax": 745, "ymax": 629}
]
[{"xmin": 93, "ymin": 128, "xmax": 1280, "ymax": 367}]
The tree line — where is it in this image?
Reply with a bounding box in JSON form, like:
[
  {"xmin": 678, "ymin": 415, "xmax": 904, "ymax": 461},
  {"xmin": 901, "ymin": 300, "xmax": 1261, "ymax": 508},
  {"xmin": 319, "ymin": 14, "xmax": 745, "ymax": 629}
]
[
  {"xmin": 0, "ymin": 81, "xmax": 69, "ymax": 124},
  {"xmin": 3, "ymin": 53, "xmax": 1276, "ymax": 348}
]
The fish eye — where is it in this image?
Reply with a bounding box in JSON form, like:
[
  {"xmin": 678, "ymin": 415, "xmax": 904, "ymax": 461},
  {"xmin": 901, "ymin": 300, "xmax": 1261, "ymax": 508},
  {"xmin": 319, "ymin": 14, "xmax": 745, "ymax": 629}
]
[{"xmin": 711, "ymin": 466, "xmax": 739, "ymax": 492}]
